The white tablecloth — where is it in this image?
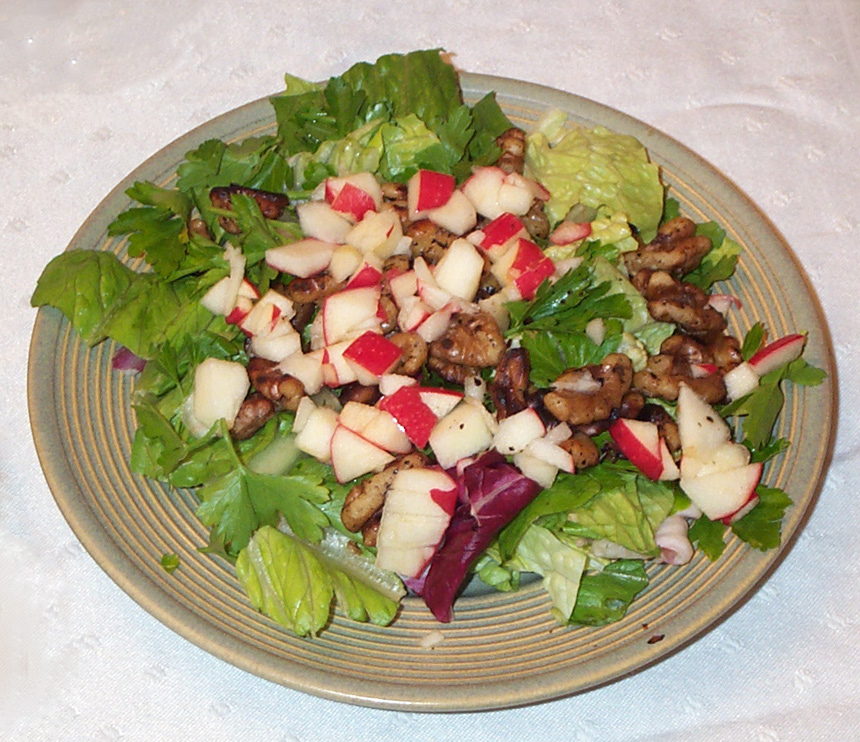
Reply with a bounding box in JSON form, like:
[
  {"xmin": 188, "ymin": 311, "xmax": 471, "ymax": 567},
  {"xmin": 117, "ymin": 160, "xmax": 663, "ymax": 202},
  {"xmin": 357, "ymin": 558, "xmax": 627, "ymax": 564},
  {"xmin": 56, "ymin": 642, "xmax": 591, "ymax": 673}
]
[{"xmin": 2, "ymin": 2, "xmax": 857, "ymax": 739}]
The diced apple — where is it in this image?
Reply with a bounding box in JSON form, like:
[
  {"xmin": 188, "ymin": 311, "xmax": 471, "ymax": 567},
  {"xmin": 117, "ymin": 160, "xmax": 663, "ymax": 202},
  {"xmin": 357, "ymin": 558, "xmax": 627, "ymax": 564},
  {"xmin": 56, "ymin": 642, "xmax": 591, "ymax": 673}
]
[
  {"xmin": 708, "ymin": 293, "xmax": 742, "ymax": 316},
  {"xmin": 321, "ymin": 286, "xmax": 382, "ymax": 345},
  {"xmin": 549, "ymin": 220, "xmax": 592, "ymax": 245},
  {"xmin": 690, "ymin": 362, "xmax": 719, "ymax": 379},
  {"xmin": 461, "ymin": 166, "xmax": 506, "ymax": 219},
  {"xmin": 721, "ymin": 491, "xmax": 760, "ymax": 525},
  {"xmin": 248, "ymin": 325, "xmax": 302, "ymax": 363},
  {"xmin": 609, "ymin": 418, "xmax": 667, "ymax": 481},
  {"xmin": 680, "ymin": 462, "xmax": 763, "ymax": 521},
  {"xmin": 296, "ymin": 201, "xmax": 353, "ymax": 244},
  {"xmin": 585, "ymin": 318, "xmax": 605, "ymax": 346},
  {"xmin": 375, "ymin": 467, "xmax": 458, "ymax": 578},
  {"xmin": 325, "ymin": 173, "xmax": 383, "ymax": 211},
  {"xmin": 345, "ymin": 210, "xmax": 403, "ymax": 259},
  {"xmin": 328, "ymin": 244, "xmax": 364, "ymax": 283},
  {"xmin": 190, "ymin": 358, "xmax": 250, "ymax": 433},
  {"xmin": 508, "ymin": 239, "xmax": 555, "ymax": 300},
  {"xmin": 468, "ymin": 212, "xmax": 527, "ymax": 260},
  {"xmin": 345, "ymin": 255, "xmax": 384, "ymax": 289},
  {"xmin": 414, "ymin": 303, "xmax": 455, "ymax": 343},
  {"xmin": 723, "ymin": 361, "xmax": 760, "ymax": 400},
  {"xmin": 432, "ymin": 238, "xmax": 485, "ymax": 301},
  {"xmin": 201, "ymin": 276, "xmax": 236, "ymax": 316},
  {"xmin": 342, "ymin": 331, "xmax": 403, "ymax": 384},
  {"xmin": 417, "ymin": 387, "xmax": 464, "ymax": 419},
  {"xmin": 427, "ymin": 190, "xmax": 477, "ymax": 236},
  {"xmin": 397, "ymin": 295, "xmax": 432, "ymax": 332},
  {"xmin": 266, "ymin": 238, "xmax": 336, "ymax": 278},
  {"xmin": 329, "ymin": 424, "xmax": 395, "ymax": 483},
  {"xmin": 658, "ymin": 439, "xmax": 680, "ymax": 481},
  {"xmin": 523, "ymin": 437, "xmax": 575, "ymax": 474},
  {"xmin": 496, "ymin": 179, "xmax": 534, "ymax": 215},
  {"xmin": 428, "ymin": 401, "xmax": 495, "ymax": 469},
  {"xmin": 388, "ymin": 270, "xmax": 419, "ymax": 307},
  {"xmin": 237, "ymin": 278, "xmax": 260, "ymax": 300},
  {"xmin": 293, "ymin": 396, "xmax": 316, "ymax": 433},
  {"xmin": 407, "ymin": 169, "xmax": 456, "ymax": 218},
  {"xmin": 493, "ymin": 408, "xmax": 546, "ymax": 455},
  {"xmin": 238, "ymin": 289, "xmax": 296, "ymax": 337},
  {"xmin": 676, "ymin": 384, "xmax": 732, "ymax": 462},
  {"xmin": 379, "ymin": 385, "xmax": 438, "ymax": 448},
  {"xmin": 748, "ymin": 333, "xmax": 806, "ymax": 376},
  {"xmin": 378, "ymin": 373, "xmax": 417, "ymax": 397},
  {"xmin": 278, "ymin": 352, "xmax": 324, "ymax": 395},
  {"xmin": 225, "ymin": 295, "xmax": 254, "ymax": 326},
  {"xmin": 512, "ymin": 450, "xmax": 558, "ymax": 489},
  {"xmin": 329, "ymin": 180, "xmax": 378, "ymax": 222},
  {"xmin": 295, "ymin": 406, "xmax": 339, "ymax": 463},
  {"xmin": 681, "ymin": 440, "xmax": 751, "ymax": 479},
  {"xmin": 337, "ymin": 401, "xmax": 412, "ymax": 454},
  {"xmin": 321, "ymin": 340, "xmax": 360, "ymax": 387}
]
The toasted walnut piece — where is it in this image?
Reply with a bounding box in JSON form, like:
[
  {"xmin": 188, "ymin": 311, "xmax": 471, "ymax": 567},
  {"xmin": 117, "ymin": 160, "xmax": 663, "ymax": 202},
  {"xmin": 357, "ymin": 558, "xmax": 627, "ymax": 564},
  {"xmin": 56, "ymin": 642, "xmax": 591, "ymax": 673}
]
[
  {"xmin": 210, "ymin": 184, "xmax": 290, "ymax": 234},
  {"xmin": 623, "ymin": 217, "xmax": 711, "ymax": 276},
  {"xmin": 521, "ymin": 200, "xmax": 551, "ymax": 242},
  {"xmin": 388, "ymin": 332, "xmax": 428, "ymax": 376},
  {"xmin": 495, "ymin": 127, "xmax": 526, "ymax": 174},
  {"xmin": 406, "ymin": 219, "xmax": 457, "ymax": 265},
  {"xmin": 283, "ymin": 273, "xmax": 342, "ymax": 304},
  {"xmin": 231, "ymin": 393, "xmax": 276, "ymax": 441},
  {"xmin": 491, "ymin": 348, "xmax": 532, "ymax": 420},
  {"xmin": 559, "ymin": 432, "xmax": 600, "ymax": 471},
  {"xmin": 246, "ymin": 357, "xmax": 305, "ymax": 411},
  {"xmin": 339, "ymin": 382, "xmax": 381, "ymax": 406},
  {"xmin": 633, "ymin": 269, "xmax": 726, "ymax": 340},
  {"xmin": 429, "ymin": 312, "xmax": 505, "ymax": 369},
  {"xmin": 340, "ymin": 452, "xmax": 428, "ymax": 533},
  {"xmin": 638, "ymin": 403, "xmax": 682, "ymax": 454},
  {"xmin": 543, "ymin": 353, "xmax": 634, "ymax": 426},
  {"xmin": 633, "ymin": 353, "xmax": 726, "ymax": 404}
]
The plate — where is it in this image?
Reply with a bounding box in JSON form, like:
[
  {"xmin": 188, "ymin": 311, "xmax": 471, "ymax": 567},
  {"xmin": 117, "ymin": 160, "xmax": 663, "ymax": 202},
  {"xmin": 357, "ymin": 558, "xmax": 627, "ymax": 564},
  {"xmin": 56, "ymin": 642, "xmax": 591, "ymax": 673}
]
[{"xmin": 28, "ymin": 73, "xmax": 837, "ymax": 711}]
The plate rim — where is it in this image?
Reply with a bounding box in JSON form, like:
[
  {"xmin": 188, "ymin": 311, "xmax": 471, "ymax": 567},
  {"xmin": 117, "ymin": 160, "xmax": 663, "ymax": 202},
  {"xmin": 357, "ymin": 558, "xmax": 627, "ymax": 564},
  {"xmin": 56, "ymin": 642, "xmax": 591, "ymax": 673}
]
[{"xmin": 27, "ymin": 71, "xmax": 838, "ymax": 711}]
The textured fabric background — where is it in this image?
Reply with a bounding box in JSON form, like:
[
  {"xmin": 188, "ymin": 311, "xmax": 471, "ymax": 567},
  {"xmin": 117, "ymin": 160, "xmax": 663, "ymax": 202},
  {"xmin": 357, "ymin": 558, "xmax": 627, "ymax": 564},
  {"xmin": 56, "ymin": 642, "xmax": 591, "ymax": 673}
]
[{"xmin": 2, "ymin": 1, "xmax": 857, "ymax": 739}]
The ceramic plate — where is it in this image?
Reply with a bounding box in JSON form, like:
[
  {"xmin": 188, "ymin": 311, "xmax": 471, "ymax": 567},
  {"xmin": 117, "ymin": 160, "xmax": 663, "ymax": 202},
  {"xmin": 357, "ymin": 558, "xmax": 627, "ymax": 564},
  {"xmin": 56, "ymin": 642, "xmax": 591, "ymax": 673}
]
[{"xmin": 28, "ymin": 73, "xmax": 837, "ymax": 711}]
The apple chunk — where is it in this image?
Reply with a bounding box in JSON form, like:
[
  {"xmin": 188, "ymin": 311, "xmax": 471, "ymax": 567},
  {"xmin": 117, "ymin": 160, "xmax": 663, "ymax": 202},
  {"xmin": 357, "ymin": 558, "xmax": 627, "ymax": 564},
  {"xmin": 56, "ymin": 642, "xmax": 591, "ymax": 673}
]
[
  {"xmin": 407, "ymin": 169, "xmax": 456, "ymax": 218},
  {"xmin": 676, "ymin": 384, "xmax": 732, "ymax": 462},
  {"xmin": 190, "ymin": 358, "xmax": 250, "ymax": 433},
  {"xmin": 748, "ymin": 333, "xmax": 806, "ymax": 376},
  {"xmin": 429, "ymin": 401, "xmax": 495, "ymax": 469},
  {"xmin": 329, "ymin": 425, "xmax": 395, "ymax": 483},
  {"xmin": 342, "ymin": 331, "xmax": 403, "ymax": 384},
  {"xmin": 680, "ymin": 462, "xmax": 763, "ymax": 521},
  {"xmin": 375, "ymin": 467, "xmax": 458, "ymax": 578},
  {"xmin": 609, "ymin": 418, "xmax": 678, "ymax": 481}
]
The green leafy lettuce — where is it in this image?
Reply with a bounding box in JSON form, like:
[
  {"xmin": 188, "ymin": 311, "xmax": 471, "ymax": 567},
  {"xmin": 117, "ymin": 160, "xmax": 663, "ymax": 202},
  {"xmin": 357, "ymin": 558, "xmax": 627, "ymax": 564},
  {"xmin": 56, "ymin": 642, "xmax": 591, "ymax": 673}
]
[{"xmin": 526, "ymin": 110, "xmax": 663, "ymax": 238}]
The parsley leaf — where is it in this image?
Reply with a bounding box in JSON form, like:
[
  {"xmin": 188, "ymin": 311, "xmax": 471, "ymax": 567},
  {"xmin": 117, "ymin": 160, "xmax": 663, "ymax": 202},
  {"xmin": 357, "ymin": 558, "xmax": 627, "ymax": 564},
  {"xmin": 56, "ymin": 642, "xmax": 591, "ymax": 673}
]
[{"xmin": 731, "ymin": 485, "xmax": 792, "ymax": 550}]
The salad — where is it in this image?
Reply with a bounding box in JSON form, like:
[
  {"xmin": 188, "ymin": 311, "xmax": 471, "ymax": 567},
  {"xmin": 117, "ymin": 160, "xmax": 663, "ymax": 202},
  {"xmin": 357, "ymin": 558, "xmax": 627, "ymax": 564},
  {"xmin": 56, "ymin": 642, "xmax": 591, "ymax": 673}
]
[{"xmin": 32, "ymin": 50, "xmax": 826, "ymax": 637}]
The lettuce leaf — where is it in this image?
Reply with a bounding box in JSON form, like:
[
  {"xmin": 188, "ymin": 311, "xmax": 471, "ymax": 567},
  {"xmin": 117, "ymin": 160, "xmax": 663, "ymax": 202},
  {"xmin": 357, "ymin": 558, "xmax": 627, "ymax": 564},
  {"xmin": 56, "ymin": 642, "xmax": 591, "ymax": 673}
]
[
  {"xmin": 236, "ymin": 526, "xmax": 402, "ymax": 637},
  {"xmin": 508, "ymin": 525, "xmax": 588, "ymax": 623},
  {"xmin": 526, "ymin": 111, "xmax": 663, "ymax": 238},
  {"xmin": 569, "ymin": 560, "xmax": 649, "ymax": 626}
]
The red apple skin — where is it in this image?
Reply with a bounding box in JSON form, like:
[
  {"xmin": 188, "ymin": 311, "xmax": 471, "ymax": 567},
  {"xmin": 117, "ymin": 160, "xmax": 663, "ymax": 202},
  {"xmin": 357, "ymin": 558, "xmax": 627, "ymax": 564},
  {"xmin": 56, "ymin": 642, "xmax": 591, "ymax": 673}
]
[
  {"xmin": 429, "ymin": 481, "xmax": 459, "ymax": 516},
  {"xmin": 413, "ymin": 170, "xmax": 456, "ymax": 211},
  {"xmin": 609, "ymin": 419, "xmax": 664, "ymax": 480},
  {"xmin": 346, "ymin": 264, "xmax": 383, "ymax": 289},
  {"xmin": 748, "ymin": 334, "xmax": 806, "ymax": 376},
  {"xmin": 330, "ymin": 181, "xmax": 377, "ymax": 221},
  {"xmin": 378, "ymin": 386, "xmax": 438, "ymax": 448},
  {"xmin": 479, "ymin": 212, "xmax": 526, "ymax": 249},
  {"xmin": 508, "ymin": 239, "xmax": 555, "ymax": 300},
  {"xmin": 721, "ymin": 491, "xmax": 760, "ymax": 525},
  {"xmin": 549, "ymin": 221, "xmax": 592, "ymax": 245},
  {"xmin": 343, "ymin": 331, "xmax": 403, "ymax": 376}
]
